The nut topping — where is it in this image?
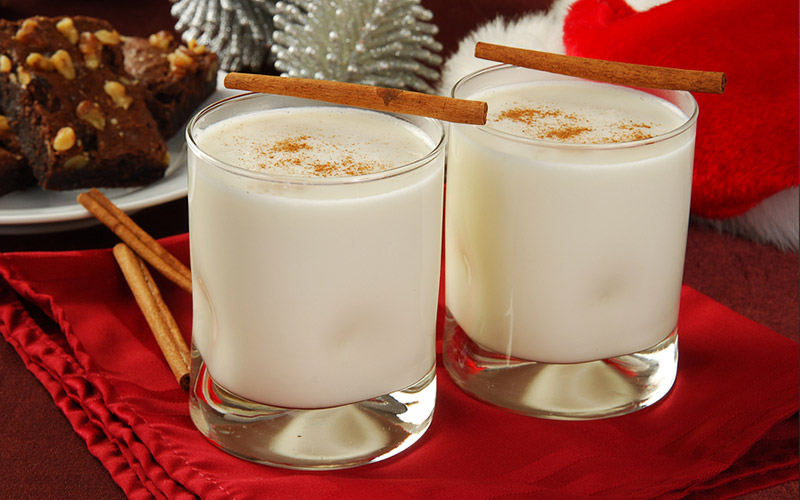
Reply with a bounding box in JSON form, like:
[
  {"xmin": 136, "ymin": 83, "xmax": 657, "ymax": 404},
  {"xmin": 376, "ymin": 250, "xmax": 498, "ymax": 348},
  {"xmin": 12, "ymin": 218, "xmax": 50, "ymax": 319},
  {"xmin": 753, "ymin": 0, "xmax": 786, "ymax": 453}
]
[
  {"xmin": 167, "ymin": 47, "xmax": 195, "ymax": 71},
  {"xmin": 0, "ymin": 115, "xmax": 10, "ymax": 133},
  {"xmin": 16, "ymin": 66, "xmax": 31, "ymax": 86},
  {"xmin": 79, "ymin": 32, "xmax": 102, "ymax": 69},
  {"xmin": 76, "ymin": 101, "xmax": 106, "ymax": 130},
  {"xmin": 53, "ymin": 126, "xmax": 76, "ymax": 151},
  {"xmin": 103, "ymin": 80, "xmax": 133, "ymax": 109},
  {"xmin": 0, "ymin": 55, "xmax": 12, "ymax": 73},
  {"xmin": 26, "ymin": 52, "xmax": 54, "ymax": 71},
  {"xmin": 50, "ymin": 49, "xmax": 76, "ymax": 79},
  {"xmin": 14, "ymin": 19, "xmax": 39, "ymax": 42},
  {"xmin": 56, "ymin": 18, "xmax": 79, "ymax": 44},
  {"xmin": 148, "ymin": 31, "xmax": 174, "ymax": 50},
  {"xmin": 187, "ymin": 39, "xmax": 207, "ymax": 54},
  {"xmin": 64, "ymin": 153, "xmax": 89, "ymax": 169},
  {"xmin": 94, "ymin": 29, "xmax": 121, "ymax": 46}
]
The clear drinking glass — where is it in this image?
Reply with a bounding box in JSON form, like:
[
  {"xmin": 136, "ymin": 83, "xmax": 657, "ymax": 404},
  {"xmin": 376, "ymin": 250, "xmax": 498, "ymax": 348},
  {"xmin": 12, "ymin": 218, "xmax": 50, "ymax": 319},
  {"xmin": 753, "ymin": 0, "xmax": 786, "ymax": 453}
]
[
  {"xmin": 443, "ymin": 65, "xmax": 698, "ymax": 419},
  {"xmin": 186, "ymin": 93, "xmax": 445, "ymax": 468}
]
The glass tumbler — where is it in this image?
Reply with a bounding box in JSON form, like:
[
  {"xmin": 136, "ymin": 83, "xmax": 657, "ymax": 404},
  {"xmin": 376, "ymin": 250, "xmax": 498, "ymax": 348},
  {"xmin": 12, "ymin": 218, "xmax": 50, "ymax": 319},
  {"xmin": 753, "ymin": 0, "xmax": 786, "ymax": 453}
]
[{"xmin": 444, "ymin": 65, "xmax": 698, "ymax": 419}]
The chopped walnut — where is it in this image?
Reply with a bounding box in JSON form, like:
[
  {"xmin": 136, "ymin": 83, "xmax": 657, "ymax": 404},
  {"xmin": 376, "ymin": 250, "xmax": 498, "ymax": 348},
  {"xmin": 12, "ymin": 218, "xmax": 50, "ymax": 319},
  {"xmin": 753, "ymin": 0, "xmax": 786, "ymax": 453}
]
[
  {"xmin": 26, "ymin": 52, "xmax": 54, "ymax": 71},
  {"xmin": 64, "ymin": 153, "xmax": 89, "ymax": 169},
  {"xmin": 53, "ymin": 127, "xmax": 76, "ymax": 151},
  {"xmin": 167, "ymin": 47, "xmax": 197, "ymax": 73},
  {"xmin": 56, "ymin": 17, "xmax": 79, "ymax": 44},
  {"xmin": 148, "ymin": 31, "xmax": 174, "ymax": 50},
  {"xmin": 0, "ymin": 55, "xmax": 12, "ymax": 73},
  {"xmin": 76, "ymin": 101, "xmax": 106, "ymax": 130},
  {"xmin": 50, "ymin": 50, "xmax": 76, "ymax": 80},
  {"xmin": 187, "ymin": 39, "xmax": 207, "ymax": 54},
  {"xmin": 0, "ymin": 115, "xmax": 10, "ymax": 133},
  {"xmin": 14, "ymin": 19, "xmax": 39, "ymax": 43},
  {"xmin": 79, "ymin": 32, "xmax": 102, "ymax": 70},
  {"xmin": 94, "ymin": 29, "xmax": 121, "ymax": 46},
  {"xmin": 103, "ymin": 80, "xmax": 133, "ymax": 109},
  {"xmin": 16, "ymin": 66, "xmax": 31, "ymax": 86}
]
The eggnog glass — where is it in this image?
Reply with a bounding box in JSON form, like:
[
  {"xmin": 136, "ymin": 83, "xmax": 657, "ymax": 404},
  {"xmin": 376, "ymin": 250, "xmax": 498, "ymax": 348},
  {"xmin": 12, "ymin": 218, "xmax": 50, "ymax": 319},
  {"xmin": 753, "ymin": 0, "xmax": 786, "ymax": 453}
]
[
  {"xmin": 444, "ymin": 65, "xmax": 698, "ymax": 419},
  {"xmin": 186, "ymin": 93, "xmax": 445, "ymax": 469}
]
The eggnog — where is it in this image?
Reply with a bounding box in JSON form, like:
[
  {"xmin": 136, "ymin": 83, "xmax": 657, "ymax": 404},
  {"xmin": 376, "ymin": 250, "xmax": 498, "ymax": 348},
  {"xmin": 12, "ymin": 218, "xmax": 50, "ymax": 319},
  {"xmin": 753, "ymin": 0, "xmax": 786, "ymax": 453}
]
[
  {"xmin": 190, "ymin": 105, "xmax": 442, "ymax": 408},
  {"xmin": 186, "ymin": 94, "xmax": 444, "ymax": 467},
  {"xmin": 443, "ymin": 65, "xmax": 697, "ymax": 418}
]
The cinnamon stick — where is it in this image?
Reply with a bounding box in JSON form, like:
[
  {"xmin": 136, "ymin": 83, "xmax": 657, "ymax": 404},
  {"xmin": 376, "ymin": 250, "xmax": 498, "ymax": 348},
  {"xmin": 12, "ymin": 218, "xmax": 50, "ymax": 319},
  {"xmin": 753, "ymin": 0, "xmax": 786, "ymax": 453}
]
[
  {"xmin": 78, "ymin": 188, "xmax": 192, "ymax": 294},
  {"xmin": 474, "ymin": 42, "xmax": 726, "ymax": 94},
  {"xmin": 113, "ymin": 243, "xmax": 191, "ymax": 391},
  {"xmin": 224, "ymin": 73, "xmax": 488, "ymax": 124}
]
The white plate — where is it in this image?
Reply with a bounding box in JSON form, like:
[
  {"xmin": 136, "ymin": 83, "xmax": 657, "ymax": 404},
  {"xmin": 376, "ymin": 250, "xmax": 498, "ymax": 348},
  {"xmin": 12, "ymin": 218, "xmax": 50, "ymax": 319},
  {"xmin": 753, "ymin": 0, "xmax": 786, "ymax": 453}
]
[{"xmin": 0, "ymin": 73, "xmax": 241, "ymax": 235}]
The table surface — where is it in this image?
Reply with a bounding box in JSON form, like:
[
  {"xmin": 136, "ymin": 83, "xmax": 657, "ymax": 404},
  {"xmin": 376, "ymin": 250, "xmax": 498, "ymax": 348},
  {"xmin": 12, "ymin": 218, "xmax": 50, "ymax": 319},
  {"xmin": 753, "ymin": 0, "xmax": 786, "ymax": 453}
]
[{"xmin": 0, "ymin": 2, "xmax": 797, "ymax": 499}]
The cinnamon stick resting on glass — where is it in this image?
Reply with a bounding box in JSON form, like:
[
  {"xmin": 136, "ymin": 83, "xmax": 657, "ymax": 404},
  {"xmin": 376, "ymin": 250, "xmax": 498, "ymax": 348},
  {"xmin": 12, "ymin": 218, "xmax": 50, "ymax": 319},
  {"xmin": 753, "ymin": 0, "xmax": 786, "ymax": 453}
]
[
  {"xmin": 474, "ymin": 42, "xmax": 726, "ymax": 94},
  {"xmin": 223, "ymin": 73, "xmax": 488, "ymax": 124}
]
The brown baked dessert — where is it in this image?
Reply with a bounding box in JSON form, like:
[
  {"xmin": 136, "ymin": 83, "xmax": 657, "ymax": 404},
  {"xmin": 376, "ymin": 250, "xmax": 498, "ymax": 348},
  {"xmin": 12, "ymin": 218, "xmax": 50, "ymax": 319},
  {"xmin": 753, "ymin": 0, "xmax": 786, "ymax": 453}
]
[
  {"xmin": 122, "ymin": 31, "xmax": 218, "ymax": 139},
  {"xmin": 0, "ymin": 112, "xmax": 34, "ymax": 195},
  {"xmin": 0, "ymin": 16, "xmax": 169, "ymax": 191}
]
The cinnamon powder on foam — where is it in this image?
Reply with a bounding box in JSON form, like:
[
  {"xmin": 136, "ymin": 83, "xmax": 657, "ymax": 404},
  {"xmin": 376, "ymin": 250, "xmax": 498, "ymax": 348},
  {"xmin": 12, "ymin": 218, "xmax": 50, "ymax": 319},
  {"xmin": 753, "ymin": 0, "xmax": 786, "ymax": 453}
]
[
  {"xmin": 247, "ymin": 135, "xmax": 392, "ymax": 178},
  {"xmin": 495, "ymin": 106, "xmax": 655, "ymax": 144}
]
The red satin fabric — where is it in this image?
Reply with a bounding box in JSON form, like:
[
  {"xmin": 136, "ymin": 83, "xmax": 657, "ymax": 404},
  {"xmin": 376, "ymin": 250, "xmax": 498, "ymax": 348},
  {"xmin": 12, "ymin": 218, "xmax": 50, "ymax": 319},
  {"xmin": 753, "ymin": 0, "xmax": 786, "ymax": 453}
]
[{"xmin": 0, "ymin": 233, "xmax": 797, "ymax": 499}]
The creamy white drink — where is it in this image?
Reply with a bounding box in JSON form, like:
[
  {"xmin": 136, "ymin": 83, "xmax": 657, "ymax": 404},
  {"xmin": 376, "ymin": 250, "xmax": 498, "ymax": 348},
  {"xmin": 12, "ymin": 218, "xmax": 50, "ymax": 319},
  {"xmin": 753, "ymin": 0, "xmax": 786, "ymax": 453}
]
[
  {"xmin": 445, "ymin": 80, "xmax": 695, "ymax": 364},
  {"xmin": 189, "ymin": 104, "xmax": 443, "ymax": 409}
]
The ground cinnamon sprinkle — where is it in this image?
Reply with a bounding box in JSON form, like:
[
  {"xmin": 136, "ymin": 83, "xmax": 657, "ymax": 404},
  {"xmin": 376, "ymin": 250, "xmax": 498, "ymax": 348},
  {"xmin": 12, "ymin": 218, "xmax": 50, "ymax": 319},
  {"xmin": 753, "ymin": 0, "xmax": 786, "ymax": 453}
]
[
  {"xmin": 251, "ymin": 135, "xmax": 391, "ymax": 177},
  {"xmin": 499, "ymin": 107, "xmax": 567, "ymax": 121},
  {"xmin": 494, "ymin": 105, "xmax": 656, "ymax": 144},
  {"xmin": 617, "ymin": 121, "xmax": 654, "ymax": 142},
  {"xmin": 270, "ymin": 135, "xmax": 312, "ymax": 153},
  {"xmin": 544, "ymin": 126, "xmax": 593, "ymax": 141}
]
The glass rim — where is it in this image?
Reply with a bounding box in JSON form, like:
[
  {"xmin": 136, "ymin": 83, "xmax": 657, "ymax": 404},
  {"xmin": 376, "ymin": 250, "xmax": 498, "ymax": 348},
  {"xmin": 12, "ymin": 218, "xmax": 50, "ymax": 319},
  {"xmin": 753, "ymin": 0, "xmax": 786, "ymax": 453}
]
[
  {"xmin": 185, "ymin": 92, "xmax": 447, "ymax": 186},
  {"xmin": 451, "ymin": 63, "xmax": 699, "ymax": 151}
]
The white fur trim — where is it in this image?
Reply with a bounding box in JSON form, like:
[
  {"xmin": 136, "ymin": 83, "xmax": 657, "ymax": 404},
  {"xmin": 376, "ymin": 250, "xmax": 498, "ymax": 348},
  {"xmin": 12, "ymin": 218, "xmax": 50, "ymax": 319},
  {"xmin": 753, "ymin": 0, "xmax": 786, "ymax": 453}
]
[
  {"xmin": 696, "ymin": 188, "xmax": 800, "ymax": 251},
  {"xmin": 627, "ymin": 0, "xmax": 672, "ymax": 11},
  {"xmin": 436, "ymin": 0, "xmax": 575, "ymax": 96},
  {"xmin": 436, "ymin": 0, "xmax": 675, "ymax": 96}
]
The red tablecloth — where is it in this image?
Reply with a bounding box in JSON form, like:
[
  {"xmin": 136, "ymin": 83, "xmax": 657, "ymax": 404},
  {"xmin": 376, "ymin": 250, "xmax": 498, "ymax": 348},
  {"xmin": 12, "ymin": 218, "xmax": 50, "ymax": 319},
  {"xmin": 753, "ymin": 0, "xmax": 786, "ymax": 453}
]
[{"xmin": 0, "ymin": 233, "xmax": 797, "ymax": 500}]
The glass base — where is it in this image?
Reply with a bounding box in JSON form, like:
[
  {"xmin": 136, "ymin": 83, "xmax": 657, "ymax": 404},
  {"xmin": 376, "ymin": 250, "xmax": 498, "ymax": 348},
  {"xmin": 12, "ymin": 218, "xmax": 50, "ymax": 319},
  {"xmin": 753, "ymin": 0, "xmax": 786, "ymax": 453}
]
[
  {"xmin": 188, "ymin": 347, "xmax": 436, "ymax": 470},
  {"xmin": 443, "ymin": 310, "xmax": 677, "ymax": 420}
]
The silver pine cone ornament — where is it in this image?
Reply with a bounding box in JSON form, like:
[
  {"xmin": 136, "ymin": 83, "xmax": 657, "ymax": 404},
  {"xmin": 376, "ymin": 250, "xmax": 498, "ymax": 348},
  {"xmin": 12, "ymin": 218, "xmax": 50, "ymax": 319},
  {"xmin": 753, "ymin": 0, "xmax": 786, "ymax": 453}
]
[
  {"xmin": 170, "ymin": 0, "xmax": 275, "ymax": 71},
  {"xmin": 271, "ymin": 0, "xmax": 443, "ymax": 93}
]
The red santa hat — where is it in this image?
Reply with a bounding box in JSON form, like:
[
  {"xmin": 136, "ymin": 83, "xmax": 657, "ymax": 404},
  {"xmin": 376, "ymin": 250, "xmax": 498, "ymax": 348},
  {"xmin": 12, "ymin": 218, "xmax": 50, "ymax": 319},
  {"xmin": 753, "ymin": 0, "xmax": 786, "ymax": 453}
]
[{"xmin": 439, "ymin": 0, "xmax": 798, "ymax": 250}]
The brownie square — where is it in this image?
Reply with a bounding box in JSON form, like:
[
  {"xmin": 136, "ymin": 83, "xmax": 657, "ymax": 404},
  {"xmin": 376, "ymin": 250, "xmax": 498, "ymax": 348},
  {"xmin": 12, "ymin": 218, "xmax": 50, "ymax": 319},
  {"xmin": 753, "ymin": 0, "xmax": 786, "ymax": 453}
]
[
  {"xmin": 122, "ymin": 31, "xmax": 218, "ymax": 139},
  {"xmin": 0, "ymin": 112, "xmax": 34, "ymax": 195},
  {"xmin": 0, "ymin": 16, "xmax": 169, "ymax": 191}
]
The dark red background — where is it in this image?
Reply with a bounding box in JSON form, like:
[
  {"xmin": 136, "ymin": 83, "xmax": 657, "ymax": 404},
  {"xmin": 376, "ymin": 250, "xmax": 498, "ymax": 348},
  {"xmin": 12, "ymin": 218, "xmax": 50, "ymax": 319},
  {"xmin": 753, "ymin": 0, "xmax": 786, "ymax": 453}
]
[{"xmin": 0, "ymin": 1, "xmax": 797, "ymax": 499}]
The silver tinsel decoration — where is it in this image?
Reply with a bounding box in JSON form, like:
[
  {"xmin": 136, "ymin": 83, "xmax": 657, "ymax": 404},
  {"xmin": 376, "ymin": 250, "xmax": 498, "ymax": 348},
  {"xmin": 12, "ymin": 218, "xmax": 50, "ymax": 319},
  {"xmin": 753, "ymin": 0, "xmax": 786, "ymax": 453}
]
[
  {"xmin": 170, "ymin": 0, "xmax": 275, "ymax": 71},
  {"xmin": 271, "ymin": 0, "xmax": 443, "ymax": 93}
]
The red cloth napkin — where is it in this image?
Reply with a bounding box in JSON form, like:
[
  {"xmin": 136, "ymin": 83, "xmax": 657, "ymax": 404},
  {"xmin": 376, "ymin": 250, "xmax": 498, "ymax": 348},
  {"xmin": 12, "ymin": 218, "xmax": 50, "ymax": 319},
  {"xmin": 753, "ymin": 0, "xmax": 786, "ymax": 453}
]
[{"xmin": 0, "ymin": 233, "xmax": 797, "ymax": 500}]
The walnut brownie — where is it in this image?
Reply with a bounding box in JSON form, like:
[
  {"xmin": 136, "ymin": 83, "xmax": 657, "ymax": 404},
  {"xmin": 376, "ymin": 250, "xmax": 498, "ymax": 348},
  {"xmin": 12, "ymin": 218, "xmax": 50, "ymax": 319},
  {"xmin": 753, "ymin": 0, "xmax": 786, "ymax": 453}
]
[
  {"xmin": 0, "ymin": 16, "xmax": 168, "ymax": 191},
  {"xmin": 122, "ymin": 31, "xmax": 218, "ymax": 139},
  {"xmin": 0, "ymin": 113, "xmax": 34, "ymax": 195}
]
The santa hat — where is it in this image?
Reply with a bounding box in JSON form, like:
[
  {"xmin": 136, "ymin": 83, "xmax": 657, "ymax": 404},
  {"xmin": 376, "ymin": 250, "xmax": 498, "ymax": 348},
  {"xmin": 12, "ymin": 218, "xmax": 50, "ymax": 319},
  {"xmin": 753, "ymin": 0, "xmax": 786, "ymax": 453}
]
[{"xmin": 438, "ymin": 0, "xmax": 799, "ymax": 251}]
